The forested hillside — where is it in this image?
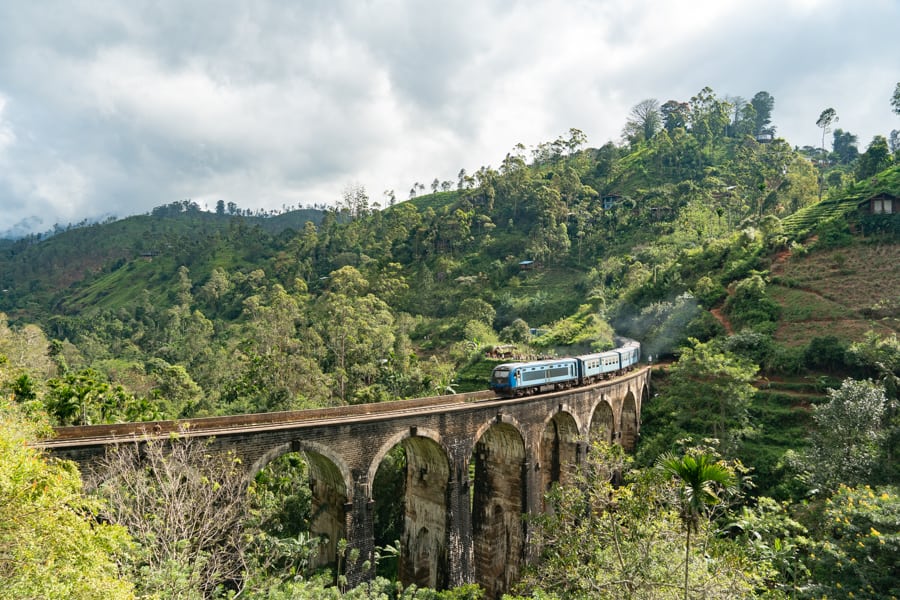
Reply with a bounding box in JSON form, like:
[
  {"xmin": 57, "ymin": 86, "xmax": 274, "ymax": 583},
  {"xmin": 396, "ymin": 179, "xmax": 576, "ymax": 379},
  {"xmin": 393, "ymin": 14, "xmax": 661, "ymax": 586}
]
[{"xmin": 2, "ymin": 85, "xmax": 899, "ymax": 599}]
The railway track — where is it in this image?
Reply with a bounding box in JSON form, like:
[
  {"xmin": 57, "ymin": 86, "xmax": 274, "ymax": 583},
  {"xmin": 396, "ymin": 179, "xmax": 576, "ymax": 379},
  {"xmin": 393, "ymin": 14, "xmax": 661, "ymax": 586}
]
[
  {"xmin": 36, "ymin": 390, "xmax": 498, "ymax": 449},
  {"xmin": 37, "ymin": 367, "xmax": 647, "ymax": 450}
]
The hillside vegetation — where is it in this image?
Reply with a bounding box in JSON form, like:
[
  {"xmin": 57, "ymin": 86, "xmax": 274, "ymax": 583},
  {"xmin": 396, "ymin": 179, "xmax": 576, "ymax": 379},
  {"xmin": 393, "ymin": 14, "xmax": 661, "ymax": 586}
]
[
  {"xmin": 2, "ymin": 85, "xmax": 899, "ymax": 599},
  {"xmin": 0, "ymin": 86, "xmax": 895, "ymax": 422}
]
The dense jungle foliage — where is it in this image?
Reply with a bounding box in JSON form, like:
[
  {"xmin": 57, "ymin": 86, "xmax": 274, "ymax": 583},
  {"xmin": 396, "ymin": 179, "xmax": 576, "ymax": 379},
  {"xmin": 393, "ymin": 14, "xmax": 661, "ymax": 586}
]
[{"xmin": 1, "ymin": 85, "xmax": 899, "ymax": 598}]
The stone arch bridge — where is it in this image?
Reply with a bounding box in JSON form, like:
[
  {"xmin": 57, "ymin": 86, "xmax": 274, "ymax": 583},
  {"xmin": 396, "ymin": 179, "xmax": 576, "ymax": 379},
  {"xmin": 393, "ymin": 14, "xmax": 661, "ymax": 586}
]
[{"xmin": 40, "ymin": 367, "xmax": 650, "ymax": 598}]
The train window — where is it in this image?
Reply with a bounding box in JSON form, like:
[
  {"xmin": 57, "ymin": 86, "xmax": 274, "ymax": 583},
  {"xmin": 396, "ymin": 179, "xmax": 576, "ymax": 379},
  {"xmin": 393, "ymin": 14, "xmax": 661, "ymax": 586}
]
[{"xmin": 522, "ymin": 369, "xmax": 546, "ymax": 382}]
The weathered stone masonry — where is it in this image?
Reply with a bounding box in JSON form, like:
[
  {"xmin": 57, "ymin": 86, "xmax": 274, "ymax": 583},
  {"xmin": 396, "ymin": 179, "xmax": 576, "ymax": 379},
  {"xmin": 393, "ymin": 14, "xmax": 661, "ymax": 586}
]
[{"xmin": 41, "ymin": 367, "xmax": 650, "ymax": 598}]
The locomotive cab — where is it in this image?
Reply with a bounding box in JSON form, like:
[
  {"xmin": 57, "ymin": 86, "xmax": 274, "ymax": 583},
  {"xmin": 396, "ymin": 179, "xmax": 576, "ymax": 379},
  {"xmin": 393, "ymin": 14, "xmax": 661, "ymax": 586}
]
[{"xmin": 490, "ymin": 364, "xmax": 517, "ymax": 396}]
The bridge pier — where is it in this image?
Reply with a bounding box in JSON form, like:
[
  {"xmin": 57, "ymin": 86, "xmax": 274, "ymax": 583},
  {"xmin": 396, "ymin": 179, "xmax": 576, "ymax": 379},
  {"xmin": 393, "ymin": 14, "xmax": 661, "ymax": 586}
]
[
  {"xmin": 345, "ymin": 481, "xmax": 376, "ymax": 586},
  {"xmin": 446, "ymin": 466, "xmax": 474, "ymax": 588},
  {"xmin": 522, "ymin": 457, "xmax": 541, "ymax": 566}
]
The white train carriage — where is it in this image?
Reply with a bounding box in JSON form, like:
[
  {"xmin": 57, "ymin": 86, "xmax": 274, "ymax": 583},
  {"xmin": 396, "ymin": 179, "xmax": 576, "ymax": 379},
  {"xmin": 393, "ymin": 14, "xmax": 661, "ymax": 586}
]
[{"xmin": 576, "ymin": 350, "xmax": 624, "ymax": 384}]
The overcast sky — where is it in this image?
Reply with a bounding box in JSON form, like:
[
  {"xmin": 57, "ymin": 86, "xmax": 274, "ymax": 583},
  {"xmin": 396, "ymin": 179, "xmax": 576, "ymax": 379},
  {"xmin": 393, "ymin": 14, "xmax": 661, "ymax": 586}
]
[{"xmin": 1, "ymin": 0, "xmax": 898, "ymax": 237}]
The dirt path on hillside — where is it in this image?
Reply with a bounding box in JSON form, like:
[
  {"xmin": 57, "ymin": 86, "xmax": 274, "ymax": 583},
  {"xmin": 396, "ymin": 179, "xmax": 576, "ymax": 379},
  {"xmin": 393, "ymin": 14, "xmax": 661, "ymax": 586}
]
[
  {"xmin": 710, "ymin": 306, "xmax": 734, "ymax": 335},
  {"xmin": 770, "ymin": 246, "xmax": 792, "ymax": 275}
]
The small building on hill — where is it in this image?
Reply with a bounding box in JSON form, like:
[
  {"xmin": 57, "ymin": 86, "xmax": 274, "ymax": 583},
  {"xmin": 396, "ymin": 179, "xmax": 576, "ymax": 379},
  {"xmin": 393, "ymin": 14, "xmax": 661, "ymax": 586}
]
[
  {"xmin": 859, "ymin": 193, "xmax": 897, "ymax": 215},
  {"xmin": 601, "ymin": 194, "xmax": 621, "ymax": 210},
  {"xmin": 650, "ymin": 206, "xmax": 673, "ymax": 221}
]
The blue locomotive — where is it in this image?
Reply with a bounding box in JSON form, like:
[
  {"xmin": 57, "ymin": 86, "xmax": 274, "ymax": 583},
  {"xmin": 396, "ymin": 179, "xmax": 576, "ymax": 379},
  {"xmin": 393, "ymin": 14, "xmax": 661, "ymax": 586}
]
[{"xmin": 489, "ymin": 339, "xmax": 641, "ymax": 397}]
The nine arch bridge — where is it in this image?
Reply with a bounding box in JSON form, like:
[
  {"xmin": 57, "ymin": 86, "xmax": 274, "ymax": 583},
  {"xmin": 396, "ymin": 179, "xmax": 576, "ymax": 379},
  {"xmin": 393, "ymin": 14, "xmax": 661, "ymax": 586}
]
[{"xmin": 40, "ymin": 366, "xmax": 650, "ymax": 598}]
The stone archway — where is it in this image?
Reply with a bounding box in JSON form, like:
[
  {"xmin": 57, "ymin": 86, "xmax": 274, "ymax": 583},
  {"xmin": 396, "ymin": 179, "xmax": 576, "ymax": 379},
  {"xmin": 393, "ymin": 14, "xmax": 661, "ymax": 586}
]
[
  {"xmin": 248, "ymin": 441, "xmax": 351, "ymax": 571},
  {"xmin": 304, "ymin": 451, "xmax": 350, "ymax": 569},
  {"xmin": 397, "ymin": 436, "xmax": 451, "ymax": 590},
  {"xmin": 539, "ymin": 410, "xmax": 579, "ymax": 507},
  {"xmin": 620, "ymin": 392, "xmax": 638, "ymax": 451},
  {"xmin": 471, "ymin": 422, "xmax": 525, "ymax": 599},
  {"xmin": 590, "ymin": 399, "xmax": 616, "ymax": 444}
]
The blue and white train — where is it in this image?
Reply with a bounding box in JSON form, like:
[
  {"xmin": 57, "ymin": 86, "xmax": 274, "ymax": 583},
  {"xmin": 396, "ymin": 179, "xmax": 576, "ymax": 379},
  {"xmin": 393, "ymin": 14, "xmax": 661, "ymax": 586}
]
[{"xmin": 489, "ymin": 339, "xmax": 641, "ymax": 398}]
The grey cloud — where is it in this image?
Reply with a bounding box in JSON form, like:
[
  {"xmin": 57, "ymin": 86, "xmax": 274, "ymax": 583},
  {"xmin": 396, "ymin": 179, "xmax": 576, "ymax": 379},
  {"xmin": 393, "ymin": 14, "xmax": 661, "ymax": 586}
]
[{"xmin": 1, "ymin": 0, "xmax": 899, "ymax": 236}]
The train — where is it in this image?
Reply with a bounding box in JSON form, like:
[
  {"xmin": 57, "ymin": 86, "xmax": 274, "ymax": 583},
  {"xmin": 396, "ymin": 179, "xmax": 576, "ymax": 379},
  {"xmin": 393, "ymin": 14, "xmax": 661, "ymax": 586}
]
[{"xmin": 489, "ymin": 339, "xmax": 641, "ymax": 398}]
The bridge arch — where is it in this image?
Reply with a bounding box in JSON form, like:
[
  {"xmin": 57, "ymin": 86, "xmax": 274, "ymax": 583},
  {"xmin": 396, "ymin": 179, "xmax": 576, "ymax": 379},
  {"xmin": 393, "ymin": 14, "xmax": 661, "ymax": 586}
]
[
  {"xmin": 589, "ymin": 397, "xmax": 616, "ymax": 443},
  {"xmin": 470, "ymin": 412, "xmax": 525, "ymax": 459},
  {"xmin": 538, "ymin": 408, "xmax": 580, "ymax": 504},
  {"xmin": 367, "ymin": 427, "xmax": 452, "ymax": 590},
  {"xmin": 471, "ymin": 420, "xmax": 526, "ymax": 599},
  {"xmin": 249, "ymin": 440, "xmax": 352, "ymax": 570},
  {"xmin": 248, "ymin": 439, "xmax": 354, "ymax": 494},
  {"xmin": 542, "ymin": 402, "xmax": 584, "ymax": 434},
  {"xmin": 366, "ymin": 427, "xmax": 448, "ymax": 492},
  {"xmin": 620, "ymin": 392, "xmax": 639, "ymax": 451}
]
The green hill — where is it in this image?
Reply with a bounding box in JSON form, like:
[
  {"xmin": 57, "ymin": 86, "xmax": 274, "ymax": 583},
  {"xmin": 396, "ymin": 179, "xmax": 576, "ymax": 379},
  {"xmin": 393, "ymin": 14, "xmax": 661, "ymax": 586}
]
[
  {"xmin": 0, "ymin": 89, "xmax": 897, "ymax": 424},
  {"xmin": 0, "ymin": 205, "xmax": 326, "ymax": 319}
]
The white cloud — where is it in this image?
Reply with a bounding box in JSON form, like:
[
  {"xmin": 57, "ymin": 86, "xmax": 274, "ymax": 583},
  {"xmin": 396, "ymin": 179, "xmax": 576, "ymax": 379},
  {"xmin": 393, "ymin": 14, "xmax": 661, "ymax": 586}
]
[
  {"xmin": 0, "ymin": 96, "xmax": 15, "ymax": 156},
  {"xmin": 0, "ymin": 0, "xmax": 898, "ymax": 235}
]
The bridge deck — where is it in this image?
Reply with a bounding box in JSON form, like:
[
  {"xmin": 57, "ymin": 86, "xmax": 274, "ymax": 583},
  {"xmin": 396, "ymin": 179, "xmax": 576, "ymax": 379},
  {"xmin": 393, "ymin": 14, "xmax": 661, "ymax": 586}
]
[
  {"xmin": 38, "ymin": 389, "xmax": 496, "ymax": 447},
  {"xmin": 38, "ymin": 367, "xmax": 650, "ymax": 449}
]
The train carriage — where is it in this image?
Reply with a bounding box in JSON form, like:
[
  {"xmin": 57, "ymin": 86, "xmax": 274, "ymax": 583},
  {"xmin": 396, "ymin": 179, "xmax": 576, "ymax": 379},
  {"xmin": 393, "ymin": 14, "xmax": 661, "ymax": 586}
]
[
  {"xmin": 490, "ymin": 358, "xmax": 579, "ymax": 397},
  {"xmin": 489, "ymin": 339, "xmax": 641, "ymax": 398},
  {"xmin": 576, "ymin": 350, "xmax": 623, "ymax": 384},
  {"xmin": 615, "ymin": 341, "xmax": 641, "ymax": 371}
]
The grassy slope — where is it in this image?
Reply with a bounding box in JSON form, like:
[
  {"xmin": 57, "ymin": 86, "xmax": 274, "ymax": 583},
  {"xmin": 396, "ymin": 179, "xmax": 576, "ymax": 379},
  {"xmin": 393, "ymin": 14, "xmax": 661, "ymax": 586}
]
[
  {"xmin": 769, "ymin": 241, "xmax": 899, "ymax": 346},
  {"xmin": 781, "ymin": 164, "xmax": 900, "ymax": 236},
  {"xmin": 0, "ymin": 209, "xmax": 324, "ymax": 318}
]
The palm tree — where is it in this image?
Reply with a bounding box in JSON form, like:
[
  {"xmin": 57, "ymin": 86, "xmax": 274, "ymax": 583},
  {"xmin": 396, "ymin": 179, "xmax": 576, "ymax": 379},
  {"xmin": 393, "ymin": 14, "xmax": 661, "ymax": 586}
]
[{"xmin": 657, "ymin": 451, "xmax": 736, "ymax": 600}]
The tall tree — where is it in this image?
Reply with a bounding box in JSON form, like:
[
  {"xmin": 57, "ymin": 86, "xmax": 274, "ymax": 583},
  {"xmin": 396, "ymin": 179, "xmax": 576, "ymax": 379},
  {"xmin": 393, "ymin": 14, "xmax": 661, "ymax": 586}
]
[
  {"xmin": 804, "ymin": 378, "xmax": 887, "ymax": 493},
  {"xmin": 313, "ymin": 266, "xmax": 395, "ymax": 403},
  {"xmin": 228, "ymin": 284, "xmax": 330, "ymax": 412},
  {"xmin": 657, "ymin": 450, "xmax": 737, "ymax": 600},
  {"xmin": 832, "ymin": 128, "xmax": 859, "ymax": 164},
  {"xmin": 340, "ymin": 184, "xmax": 370, "ymax": 219},
  {"xmin": 661, "ymin": 99, "xmax": 690, "ymax": 132},
  {"xmin": 749, "ymin": 90, "xmax": 775, "ymax": 135},
  {"xmin": 690, "ymin": 87, "xmax": 732, "ymax": 153},
  {"xmin": 816, "ymin": 108, "xmax": 838, "ymax": 154},
  {"xmin": 658, "ymin": 339, "xmax": 758, "ymax": 453},
  {"xmin": 727, "ymin": 95, "xmax": 747, "ymax": 135},
  {"xmin": 622, "ymin": 98, "xmax": 661, "ymax": 145},
  {"xmin": 892, "ymin": 81, "xmax": 900, "ymax": 116},
  {"xmin": 856, "ymin": 135, "xmax": 894, "ymax": 179}
]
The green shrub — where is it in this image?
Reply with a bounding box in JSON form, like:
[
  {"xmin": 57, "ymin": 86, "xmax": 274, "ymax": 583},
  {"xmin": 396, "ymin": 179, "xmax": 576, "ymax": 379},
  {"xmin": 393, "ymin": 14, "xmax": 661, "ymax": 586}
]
[
  {"xmin": 813, "ymin": 216, "xmax": 853, "ymax": 249},
  {"xmin": 683, "ymin": 311, "xmax": 726, "ymax": 344},
  {"xmin": 723, "ymin": 274, "xmax": 780, "ymax": 330},
  {"xmin": 765, "ymin": 345, "xmax": 804, "ymax": 375},
  {"xmin": 694, "ymin": 275, "xmax": 726, "ymax": 308},
  {"xmin": 723, "ymin": 330, "xmax": 775, "ymax": 366},
  {"xmin": 802, "ymin": 336, "xmax": 848, "ymax": 372}
]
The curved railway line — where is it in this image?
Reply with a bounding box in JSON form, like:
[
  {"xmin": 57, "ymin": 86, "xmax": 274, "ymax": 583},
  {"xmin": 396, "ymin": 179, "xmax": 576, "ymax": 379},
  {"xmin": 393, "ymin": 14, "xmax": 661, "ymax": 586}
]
[{"xmin": 38, "ymin": 367, "xmax": 645, "ymax": 449}]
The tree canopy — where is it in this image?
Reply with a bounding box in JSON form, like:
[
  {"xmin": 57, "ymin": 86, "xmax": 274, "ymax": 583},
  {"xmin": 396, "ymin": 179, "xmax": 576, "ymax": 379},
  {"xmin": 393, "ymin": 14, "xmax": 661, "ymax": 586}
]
[{"xmin": 0, "ymin": 398, "xmax": 134, "ymax": 600}]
